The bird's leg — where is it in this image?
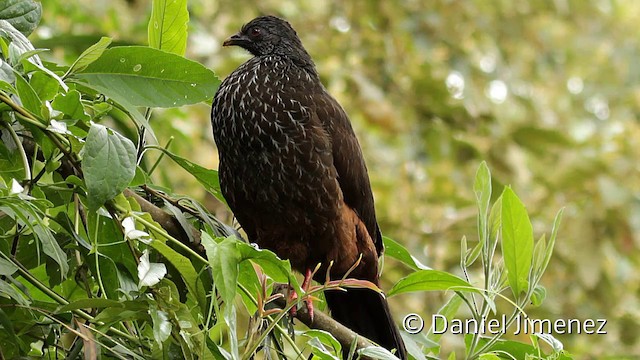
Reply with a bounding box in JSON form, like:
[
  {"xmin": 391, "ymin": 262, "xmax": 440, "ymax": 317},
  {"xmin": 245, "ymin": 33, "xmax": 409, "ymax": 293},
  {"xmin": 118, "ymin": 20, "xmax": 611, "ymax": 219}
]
[
  {"xmin": 301, "ymin": 268, "xmax": 314, "ymax": 321},
  {"xmin": 287, "ymin": 268, "xmax": 315, "ymax": 320}
]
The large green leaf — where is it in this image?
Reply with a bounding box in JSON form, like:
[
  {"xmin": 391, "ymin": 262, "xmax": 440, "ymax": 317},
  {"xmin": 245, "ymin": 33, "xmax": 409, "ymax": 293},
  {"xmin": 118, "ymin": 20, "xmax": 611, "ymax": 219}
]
[
  {"xmin": 73, "ymin": 46, "xmax": 219, "ymax": 108},
  {"xmin": 388, "ymin": 270, "xmax": 476, "ymax": 297},
  {"xmin": 148, "ymin": 0, "xmax": 188, "ymax": 55},
  {"xmin": 82, "ymin": 124, "xmax": 136, "ymax": 209},
  {"xmin": 0, "ymin": 0, "xmax": 41, "ymax": 36},
  {"xmin": 500, "ymin": 187, "xmax": 533, "ymax": 297}
]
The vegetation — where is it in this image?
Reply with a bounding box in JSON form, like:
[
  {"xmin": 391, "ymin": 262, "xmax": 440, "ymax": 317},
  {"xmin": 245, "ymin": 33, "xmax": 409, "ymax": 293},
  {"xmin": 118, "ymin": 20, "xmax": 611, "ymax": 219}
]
[{"xmin": 0, "ymin": 0, "xmax": 637, "ymax": 358}]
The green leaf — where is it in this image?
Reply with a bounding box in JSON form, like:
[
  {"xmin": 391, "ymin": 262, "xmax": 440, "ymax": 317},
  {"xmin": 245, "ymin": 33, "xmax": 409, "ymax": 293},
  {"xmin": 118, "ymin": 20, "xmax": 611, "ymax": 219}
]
[
  {"xmin": 383, "ymin": 236, "xmax": 430, "ymax": 271},
  {"xmin": 149, "ymin": 239, "xmax": 207, "ymax": 310},
  {"xmin": 307, "ymin": 336, "xmax": 340, "ymax": 360},
  {"xmin": 202, "ymin": 233, "xmax": 240, "ymax": 305},
  {"xmin": 82, "ymin": 124, "xmax": 136, "ymax": 209},
  {"xmin": 67, "ymin": 36, "xmax": 112, "ymax": 75},
  {"xmin": 388, "ymin": 270, "xmax": 476, "ymax": 297},
  {"xmin": 358, "ymin": 346, "xmax": 401, "ymax": 360},
  {"xmin": 0, "ymin": 257, "xmax": 18, "ymax": 275},
  {"xmin": 148, "ymin": 0, "xmax": 189, "ymax": 56},
  {"xmin": 464, "ymin": 335, "xmax": 545, "ymax": 359},
  {"xmin": 159, "ymin": 149, "xmax": 226, "ymax": 203},
  {"xmin": 14, "ymin": 72, "xmax": 41, "ymax": 116},
  {"xmin": 540, "ymin": 208, "xmax": 563, "ymax": 277},
  {"xmin": 237, "ymin": 241, "xmax": 299, "ymax": 289},
  {"xmin": 530, "ymin": 284, "xmax": 546, "ymax": 306},
  {"xmin": 0, "ymin": 0, "xmax": 41, "ymax": 36},
  {"xmin": 478, "ymin": 354, "xmax": 500, "ymax": 360},
  {"xmin": 531, "ymin": 234, "xmax": 546, "ymax": 283},
  {"xmin": 0, "ymin": 139, "xmax": 24, "ymax": 180},
  {"xmin": 73, "ymin": 46, "xmax": 220, "ymax": 108},
  {"xmin": 56, "ymin": 298, "xmax": 123, "ymax": 313},
  {"xmin": 150, "ymin": 307, "xmax": 171, "ymax": 345},
  {"xmin": 51, "ymin": 89, "xmax": 89, "ymax": 121},
  {"xmin": 501, "ymin": 187, "xmax": 534, "ymax": 297},
  {"xmin": 0, "ymin": 201, "xmax": 69, "ymax": 277},
  {"xmin": 0, "ymin": 308, "xmax": 23, "ymax": 351},
  {"xmin": 302, "ymin": 329, "xmax": 342, "ymax": 358},
  {"xmin": 0, "ymin": 278, "xmax": 29, "ymax": 305},
  {"xmin": 29, "ymin": 71, "xmax": 59, "ymax": 101},
  {"xmin": 474, "ymin": 161, "xmax": 491, "ymax": 246},
  {"xmin": 427, "ymin": 294, "xmax": 463, "ymax": 350}
]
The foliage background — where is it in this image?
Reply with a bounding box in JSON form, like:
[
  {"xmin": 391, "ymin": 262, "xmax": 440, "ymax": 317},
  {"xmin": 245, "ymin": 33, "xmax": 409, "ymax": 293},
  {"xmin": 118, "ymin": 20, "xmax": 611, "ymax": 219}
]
[{"xmin": 33, "ymin": 0, "xmax": 640, "ymax": 358}]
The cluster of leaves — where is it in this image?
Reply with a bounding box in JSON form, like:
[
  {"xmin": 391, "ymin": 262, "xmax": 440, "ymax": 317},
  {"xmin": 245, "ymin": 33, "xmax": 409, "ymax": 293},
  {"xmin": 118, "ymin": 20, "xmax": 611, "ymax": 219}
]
[{"xmin": 0, "ymin": 1, "xmax": 568, "ymax": 359}]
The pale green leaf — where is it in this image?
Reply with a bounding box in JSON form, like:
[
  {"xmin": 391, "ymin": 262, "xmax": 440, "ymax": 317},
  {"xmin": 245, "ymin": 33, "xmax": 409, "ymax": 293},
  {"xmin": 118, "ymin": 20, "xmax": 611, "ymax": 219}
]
[
  {"xmin": 67, "ymin": 36, "xmax": 112, "ymax": 75},
  {"xmin": 501, "ymin": 187, "xmax": 534, "ymax": 297},
  {"xmin": 383, "ymin": 235, "xmax": 430, "ymax": 271},
  {"xmin": 388, "ymin": 270, "xmax": 476, "ymax": 297},
  {"xmin": 148, "ymin": 0, "xmax": 189, "ymax": 55}
]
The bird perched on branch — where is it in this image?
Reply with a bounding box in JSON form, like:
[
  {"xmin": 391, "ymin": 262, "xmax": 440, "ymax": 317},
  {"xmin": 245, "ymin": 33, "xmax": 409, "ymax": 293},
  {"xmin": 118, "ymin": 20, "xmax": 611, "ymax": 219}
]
[{"xmin": 211, "ymin": 15, "xmax": 406, "ymax": 359}]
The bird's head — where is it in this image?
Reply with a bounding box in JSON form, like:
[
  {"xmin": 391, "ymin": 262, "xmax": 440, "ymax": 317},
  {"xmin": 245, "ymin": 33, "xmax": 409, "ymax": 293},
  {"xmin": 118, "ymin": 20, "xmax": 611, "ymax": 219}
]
[{"xmin": 223, "ymin": 16, "xmax": 313, "ymax": 66}]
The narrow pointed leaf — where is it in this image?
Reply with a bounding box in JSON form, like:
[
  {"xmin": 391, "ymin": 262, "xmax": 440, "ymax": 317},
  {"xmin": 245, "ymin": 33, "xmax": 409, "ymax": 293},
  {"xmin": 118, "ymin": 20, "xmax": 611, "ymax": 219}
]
[
  {"xmin": 388, "ymin": 270, "xmax": 476, "ymax": 297},
  {"xmin": 383, "ymin": 236, "xmax": 430, "ymax": 271},
  {"xmin": 67, "ymin": 36, "xmax": 112, "ymax": 75},
  {"xmin": 501, "ymin": 187, "xmax": 533, "ymax": 297}
]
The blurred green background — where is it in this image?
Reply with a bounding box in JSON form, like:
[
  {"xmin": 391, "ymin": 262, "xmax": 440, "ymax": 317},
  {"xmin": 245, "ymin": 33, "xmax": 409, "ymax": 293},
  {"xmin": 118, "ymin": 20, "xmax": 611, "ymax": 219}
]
[{"xmin": 35, "ymin": 0, "xmax": 640, "ymax": 357}]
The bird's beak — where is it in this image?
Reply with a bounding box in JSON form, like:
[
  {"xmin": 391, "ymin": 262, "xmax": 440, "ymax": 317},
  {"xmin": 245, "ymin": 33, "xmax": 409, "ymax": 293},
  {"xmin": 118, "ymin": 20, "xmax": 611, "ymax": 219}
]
[{"xmin": 223, "ymin": 33, "xmax": 248, "ymax": 47}]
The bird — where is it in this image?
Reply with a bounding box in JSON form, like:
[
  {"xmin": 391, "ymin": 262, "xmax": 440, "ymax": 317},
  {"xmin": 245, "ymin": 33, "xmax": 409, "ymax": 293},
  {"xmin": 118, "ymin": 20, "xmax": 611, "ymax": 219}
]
[{"xmin": 211, "ymin": 15, "xmax": 407, "ymax": 359}]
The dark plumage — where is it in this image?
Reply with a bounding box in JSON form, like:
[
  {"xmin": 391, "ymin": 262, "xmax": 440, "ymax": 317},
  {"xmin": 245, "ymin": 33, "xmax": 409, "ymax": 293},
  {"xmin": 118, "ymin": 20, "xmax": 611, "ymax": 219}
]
[{"xmin": 211, "ymin": 16, "xmax": 406, "ymax": 358}]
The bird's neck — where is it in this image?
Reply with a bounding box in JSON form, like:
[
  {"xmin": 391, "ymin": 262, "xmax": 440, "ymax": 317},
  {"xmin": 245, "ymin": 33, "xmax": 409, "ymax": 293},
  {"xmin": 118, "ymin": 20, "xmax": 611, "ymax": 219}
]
[{"xmin": 254, "ymin": 53, "xmax": 319, "ymax": 80}]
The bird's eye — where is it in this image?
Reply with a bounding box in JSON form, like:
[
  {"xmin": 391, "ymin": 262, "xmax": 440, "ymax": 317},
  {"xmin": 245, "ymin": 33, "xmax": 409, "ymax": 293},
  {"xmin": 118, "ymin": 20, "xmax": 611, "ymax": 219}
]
[{"xmin": 249, "ymin": 27, "xmax": 262, "ymax": 38}]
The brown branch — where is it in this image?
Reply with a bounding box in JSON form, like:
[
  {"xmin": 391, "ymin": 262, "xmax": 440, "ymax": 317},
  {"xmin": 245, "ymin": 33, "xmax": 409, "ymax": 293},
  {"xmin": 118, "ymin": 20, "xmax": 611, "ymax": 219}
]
[
  {"xmin": 123, "ymin": 189, "xmax": 204, "ymax": 254},
  {"xmin": 271, "ymin": 284, "xmax": 376, "ymax": 357}
]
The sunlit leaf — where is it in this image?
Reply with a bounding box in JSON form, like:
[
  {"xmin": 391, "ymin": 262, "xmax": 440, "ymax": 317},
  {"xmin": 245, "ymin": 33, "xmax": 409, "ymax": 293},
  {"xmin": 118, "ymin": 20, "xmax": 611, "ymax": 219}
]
[
  {"xmin": 501, "ymin": 187, "xmax": 533, "ymax": 297},
  {"xmin": 388, "ymin": 270, "xmax": 476, "ymax": 297},
  {"xmin": 383, "ymin": 236, "xmax": 430, "ymax": 271},
  {"xmin": 67, "ymin": 36, "xmax": 112, "ymax": 75},
  {"xmin": 148, "ymin": 0, "xmax": 188, "ymax": 55}
]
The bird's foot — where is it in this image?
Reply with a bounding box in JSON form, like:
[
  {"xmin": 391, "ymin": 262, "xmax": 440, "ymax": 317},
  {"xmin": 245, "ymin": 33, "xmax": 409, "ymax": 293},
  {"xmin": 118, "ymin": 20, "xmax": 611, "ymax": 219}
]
[
  {"xmin": 301, "ymin": 268, "xmax": 314, "ymax": 321},
  {"xmin": 288, "ymin": 268, "xmax": 315, "ymax": 321}
]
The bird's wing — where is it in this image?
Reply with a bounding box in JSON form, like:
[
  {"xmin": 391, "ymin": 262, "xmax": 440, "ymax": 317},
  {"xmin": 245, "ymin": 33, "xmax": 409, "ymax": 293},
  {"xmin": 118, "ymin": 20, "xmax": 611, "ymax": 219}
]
[{"xmin": 314, "ymin": 92, "xmax": 384, "ymax": 255}]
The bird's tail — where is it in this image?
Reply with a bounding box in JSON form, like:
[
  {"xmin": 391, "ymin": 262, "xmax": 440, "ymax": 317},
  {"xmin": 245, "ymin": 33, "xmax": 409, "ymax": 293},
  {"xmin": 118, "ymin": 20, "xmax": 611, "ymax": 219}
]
[{"xmin": 325, "ymin": 288, "xmax": 407, "ymax": 359}]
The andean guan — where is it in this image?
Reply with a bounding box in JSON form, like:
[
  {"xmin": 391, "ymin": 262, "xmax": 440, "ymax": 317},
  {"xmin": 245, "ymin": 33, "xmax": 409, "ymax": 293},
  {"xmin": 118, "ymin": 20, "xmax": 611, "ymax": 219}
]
[{"xmin": 211, "ymin": 16, "xmax": 407, "ymax": 359}]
